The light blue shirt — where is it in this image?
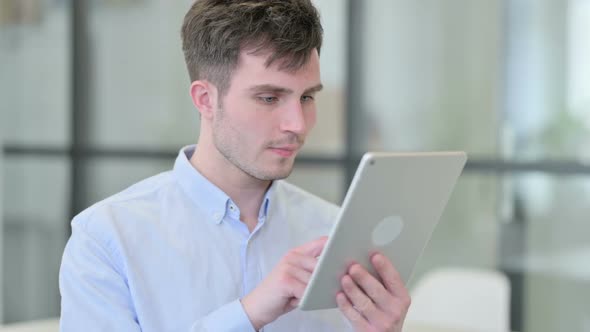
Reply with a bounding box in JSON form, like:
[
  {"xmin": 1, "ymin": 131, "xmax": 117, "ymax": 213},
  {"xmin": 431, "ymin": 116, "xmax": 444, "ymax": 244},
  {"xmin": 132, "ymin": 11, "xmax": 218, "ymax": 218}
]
[{"xmin": 59, "ymin": 145, "xmax": 352, "ymax": 331}]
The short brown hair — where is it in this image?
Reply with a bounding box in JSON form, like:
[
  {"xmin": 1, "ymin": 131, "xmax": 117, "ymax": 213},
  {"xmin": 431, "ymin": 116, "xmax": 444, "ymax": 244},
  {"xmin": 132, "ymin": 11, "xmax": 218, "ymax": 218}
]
[{"xmin": 181, "ymin": 0, "xmax": 323, "ymax": 95}]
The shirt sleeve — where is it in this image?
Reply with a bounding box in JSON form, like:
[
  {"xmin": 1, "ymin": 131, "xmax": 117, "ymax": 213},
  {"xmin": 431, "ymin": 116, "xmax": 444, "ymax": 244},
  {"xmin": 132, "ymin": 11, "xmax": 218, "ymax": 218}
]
[
  {"xmin": 59, "ymin": 223, "xmax": 141, "ymax": 331},
  {"xmin": 190, "ymin": 299, "xmax": 256, "ymax": 332},
  {"xmin": 60, "ymin": 220, "xmax": 257, "ymax": 332}
]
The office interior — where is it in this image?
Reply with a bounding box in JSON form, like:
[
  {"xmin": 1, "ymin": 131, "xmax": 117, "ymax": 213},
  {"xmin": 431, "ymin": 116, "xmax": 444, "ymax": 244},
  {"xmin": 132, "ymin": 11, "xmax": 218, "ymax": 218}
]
[{"xmin": 1, "ymin": 0, "xmax": 589, "ymax": 331}]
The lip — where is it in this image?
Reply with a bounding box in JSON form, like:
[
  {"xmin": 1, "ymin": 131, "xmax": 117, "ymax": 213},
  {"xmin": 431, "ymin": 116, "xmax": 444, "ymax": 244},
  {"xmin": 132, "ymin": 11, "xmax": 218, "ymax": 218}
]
[{"xmin": 269, "ymin": 145, "xmax": 299, "ymax": 157}]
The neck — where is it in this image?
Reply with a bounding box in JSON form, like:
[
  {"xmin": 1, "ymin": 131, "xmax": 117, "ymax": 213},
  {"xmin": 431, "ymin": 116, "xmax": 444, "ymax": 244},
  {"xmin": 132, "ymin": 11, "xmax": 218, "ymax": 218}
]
[{"xmin": 190, "ymin": 138, "xmax": 271, "ymax": 226}]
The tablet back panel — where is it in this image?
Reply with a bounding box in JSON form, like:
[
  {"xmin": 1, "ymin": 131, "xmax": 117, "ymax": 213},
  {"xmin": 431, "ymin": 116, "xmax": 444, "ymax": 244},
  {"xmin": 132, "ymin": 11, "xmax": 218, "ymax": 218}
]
[{"xmin": 299, "ymin": 151, "xmax": 467, "ymax": 310}]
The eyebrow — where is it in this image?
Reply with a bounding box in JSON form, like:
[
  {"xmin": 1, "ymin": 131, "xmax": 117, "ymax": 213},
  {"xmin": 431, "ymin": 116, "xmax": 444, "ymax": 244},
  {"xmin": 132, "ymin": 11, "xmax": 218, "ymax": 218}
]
[{"xmin": 247, "ymin": 83, "xmax": 324, "ymax": 95}]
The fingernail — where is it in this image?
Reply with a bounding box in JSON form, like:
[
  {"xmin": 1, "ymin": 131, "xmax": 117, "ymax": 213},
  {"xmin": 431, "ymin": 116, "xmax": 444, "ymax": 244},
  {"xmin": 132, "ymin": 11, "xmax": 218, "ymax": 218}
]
[
  {"xmin": 342, "ymin": 275, "xmax": 350, "ymax": 283},
  {"xmin": 373, "ymin": 254, "xmax": 383, "ymax": 265}
]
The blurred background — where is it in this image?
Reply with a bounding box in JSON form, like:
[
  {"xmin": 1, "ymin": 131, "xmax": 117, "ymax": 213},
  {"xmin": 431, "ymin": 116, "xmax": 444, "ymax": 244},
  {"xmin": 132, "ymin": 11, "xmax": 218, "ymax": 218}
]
[{"xmin": 1, "ymin": 0, "xmax": 589, "ymax": 331}]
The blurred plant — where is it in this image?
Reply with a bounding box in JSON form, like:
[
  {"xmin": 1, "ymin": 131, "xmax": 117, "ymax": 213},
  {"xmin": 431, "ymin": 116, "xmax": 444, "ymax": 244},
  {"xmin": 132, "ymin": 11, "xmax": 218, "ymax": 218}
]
[{"xmin": 538, "ymin": 109, "xmax": 590, "ymax": 158}]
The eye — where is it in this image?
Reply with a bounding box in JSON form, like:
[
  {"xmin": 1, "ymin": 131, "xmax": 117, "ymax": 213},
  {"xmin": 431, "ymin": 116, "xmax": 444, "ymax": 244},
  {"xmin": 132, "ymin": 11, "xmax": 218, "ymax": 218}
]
[
  {"xmin": 301, "ymin": 95, "xmax": 314, "ymax": 102},
  {"xmin": 259, "ymin": 96, "xmax": 278, "ymax": 104}
]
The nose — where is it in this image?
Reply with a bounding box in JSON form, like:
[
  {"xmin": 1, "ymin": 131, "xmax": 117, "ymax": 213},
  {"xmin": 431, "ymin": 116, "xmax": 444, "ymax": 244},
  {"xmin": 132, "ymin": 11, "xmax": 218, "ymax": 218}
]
[{"xmin": 280, "ymin": 100, "xmax": 307, "ymax": 135}]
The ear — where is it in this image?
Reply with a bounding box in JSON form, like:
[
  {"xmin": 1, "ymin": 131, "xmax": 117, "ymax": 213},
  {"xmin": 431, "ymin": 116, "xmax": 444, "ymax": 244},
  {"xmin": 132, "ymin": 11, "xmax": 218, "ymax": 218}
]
[{"xmin": 189, "ymin": 80, "xmax": 218, "ymax": 120}]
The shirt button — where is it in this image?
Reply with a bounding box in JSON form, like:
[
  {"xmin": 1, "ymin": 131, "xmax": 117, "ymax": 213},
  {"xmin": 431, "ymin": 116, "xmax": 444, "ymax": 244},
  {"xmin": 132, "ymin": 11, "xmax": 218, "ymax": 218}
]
[{"xmin": 213, "ymin": 212, "xmax": 222, "ymax": 220}]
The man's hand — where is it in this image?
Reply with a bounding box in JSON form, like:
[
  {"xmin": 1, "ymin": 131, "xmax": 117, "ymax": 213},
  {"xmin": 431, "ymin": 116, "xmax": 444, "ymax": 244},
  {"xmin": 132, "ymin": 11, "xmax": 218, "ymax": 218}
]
[
  {"xmin": 240, "ymin": 237, "xmax": 327, "ymax": 330},
  {"xmin": 336, "ymin": 253, "xmax": 411, "ymax": 332}
]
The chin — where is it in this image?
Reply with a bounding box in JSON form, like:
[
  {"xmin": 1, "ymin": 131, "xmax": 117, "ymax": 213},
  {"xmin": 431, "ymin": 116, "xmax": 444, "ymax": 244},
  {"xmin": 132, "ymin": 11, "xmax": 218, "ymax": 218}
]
[{"xmin": 257, "ymin": 167, "xmax": 294, "ymax": 181}]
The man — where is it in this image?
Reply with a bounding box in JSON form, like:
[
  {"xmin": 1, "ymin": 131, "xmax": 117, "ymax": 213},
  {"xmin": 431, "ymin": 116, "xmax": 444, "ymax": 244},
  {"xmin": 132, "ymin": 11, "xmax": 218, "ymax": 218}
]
[{"xmin": 59, "ymin": 1, "xmax": 411, "ymax": 331}]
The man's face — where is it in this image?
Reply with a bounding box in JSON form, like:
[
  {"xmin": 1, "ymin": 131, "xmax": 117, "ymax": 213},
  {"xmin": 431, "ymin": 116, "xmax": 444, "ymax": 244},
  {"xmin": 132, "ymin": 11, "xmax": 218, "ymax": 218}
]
[{"xmin": 211, "ymin": 49, "xmax": 321, "ymax": 181}]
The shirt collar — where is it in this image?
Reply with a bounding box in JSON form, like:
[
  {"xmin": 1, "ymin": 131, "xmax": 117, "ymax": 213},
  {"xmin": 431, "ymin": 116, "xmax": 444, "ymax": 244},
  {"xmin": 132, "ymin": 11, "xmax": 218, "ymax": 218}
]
[
  {"xmin": 173, "ymin": 145, "xmax": 274, "ymax": 225},
  {"xmin": 260, "ymin": 182, "xmax": 274, "ymax": 220}
]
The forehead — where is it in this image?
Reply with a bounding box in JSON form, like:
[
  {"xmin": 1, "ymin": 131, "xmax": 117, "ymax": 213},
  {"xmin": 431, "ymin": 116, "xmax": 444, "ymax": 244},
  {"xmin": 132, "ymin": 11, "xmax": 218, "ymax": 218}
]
[{"xmin": 229, "ymin": 48, "xmax": 321, "ymax": 89}]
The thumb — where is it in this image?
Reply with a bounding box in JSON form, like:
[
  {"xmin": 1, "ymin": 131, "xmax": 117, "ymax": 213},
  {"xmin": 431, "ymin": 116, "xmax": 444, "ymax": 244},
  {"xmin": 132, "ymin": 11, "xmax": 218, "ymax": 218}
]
[{"xmin": 294, "ymin": 236, "xmax": 328, "ymax": 257}]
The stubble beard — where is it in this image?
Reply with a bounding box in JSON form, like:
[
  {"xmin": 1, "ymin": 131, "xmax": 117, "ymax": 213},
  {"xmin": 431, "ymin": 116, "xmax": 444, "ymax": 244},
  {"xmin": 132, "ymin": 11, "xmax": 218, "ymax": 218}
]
[{"xmin": 212, "ymin": 106, "xmax": 296, "ymax": 181}]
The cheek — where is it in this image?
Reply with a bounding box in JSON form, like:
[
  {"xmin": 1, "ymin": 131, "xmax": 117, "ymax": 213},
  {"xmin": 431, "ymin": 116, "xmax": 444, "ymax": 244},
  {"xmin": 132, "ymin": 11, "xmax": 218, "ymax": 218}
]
[
  {"xmin": 305, "ymin": 109, "xmax": 317, "ymax": 131},
  {"xmin": 236, "ymin": 112, "xmax": 274, "ymax": 142},
  {"xmin": 220, "ymin": 101, "xmax": 262, "ymax": 136}
]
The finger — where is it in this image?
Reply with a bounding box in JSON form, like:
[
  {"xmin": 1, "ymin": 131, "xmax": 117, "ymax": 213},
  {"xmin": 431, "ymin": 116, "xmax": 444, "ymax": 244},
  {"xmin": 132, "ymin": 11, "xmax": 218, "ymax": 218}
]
[
  {"xmin": 293, "ymin": 236, "xmax": 328, "ymax": 257},
  {"xmin": 284, "ymin": 251, "xmax": 319, "ymax": 272},
  {"xmin": 288, "ymin": 297, "xmax": 300, "ymax": 308},
  {"xmin": 371, "ymin": 253, "xmax": 408, "ymax": 297},
  {"xmin": 348, "ymin": 264, "xmax": 395, "ymax": 310},
  {"xmin": 285, "ymin": 262, "xmax": 313, "ymax": 285},
  {"xmin": 286, "ymin": 281, "xmax": 306, "ymax": 311},
  {"xmin": 284, "ymin": 275, "xmax": 307, "ymax": 300},
  {"xmin": 341, "ymin": 274, "xmax": 386, "ymax": 324},
  {"xmin": 336, "ymin": 292, "xmax": 371, "ymax": 331}
]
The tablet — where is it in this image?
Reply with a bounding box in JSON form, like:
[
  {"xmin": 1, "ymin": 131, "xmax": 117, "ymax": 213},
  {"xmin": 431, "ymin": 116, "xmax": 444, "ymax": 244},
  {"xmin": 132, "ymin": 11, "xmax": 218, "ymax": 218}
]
[{"xmin": 298, "ymin": 151, "xmax": 467, "ymax": 311}]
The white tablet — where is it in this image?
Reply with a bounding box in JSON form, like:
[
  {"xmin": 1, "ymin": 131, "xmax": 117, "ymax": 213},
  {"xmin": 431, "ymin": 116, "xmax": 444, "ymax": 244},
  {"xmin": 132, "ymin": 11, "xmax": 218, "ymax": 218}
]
[{"xmin": 298, "ymin": 151, "xmax": 467, "ymax": 311}]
